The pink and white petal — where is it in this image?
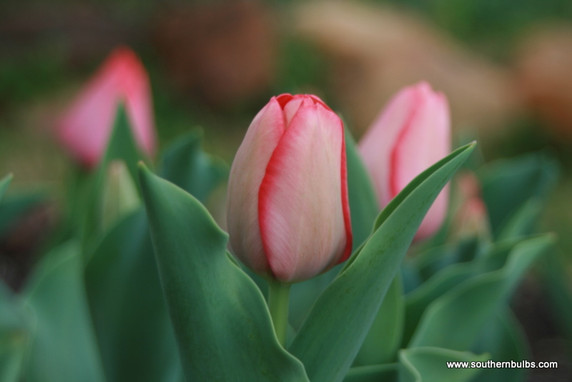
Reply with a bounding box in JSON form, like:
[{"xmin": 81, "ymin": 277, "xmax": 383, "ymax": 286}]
[
  {"xmin": 57, "ymin": 62, "xmax": 123, "ymax": 167},
  {"xmin": 227, "ymin": 97, "xmax": 285, "ymax": 273},
  {"xmin": 259, "ymin": 103, "xmax": 347, "ymax": 282},
  {"xmin": 118, "ymin": 50, "xmax": 157, "ymax": 157},
  {"xmin": 359, "ymin": 85, "xmax": 419, "ymax": 208},
  {"xmin": 391, "ymin": 84, "xmax": 451, "ymax": 239}
]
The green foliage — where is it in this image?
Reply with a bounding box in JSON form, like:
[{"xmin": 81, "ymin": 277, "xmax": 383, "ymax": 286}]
[
  {"xmin": 85, "ymin": 209, "xmax": 182, "ymax": 382},
  {"xmin": 139, "ymin": 165, "xmax": 309, "ymax": 381},
  {"xmin": 22, "ymin": 242, "xmax": 105, "ymax": 382},
  {"xmin": 159, "ymin": 130, "xmax": 227, "ymax": 202}
]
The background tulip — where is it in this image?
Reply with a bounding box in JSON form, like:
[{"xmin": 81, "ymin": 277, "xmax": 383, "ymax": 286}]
[
  {"xmin": 226, "ymin": 94, "xmax": 352, "ymax": 282},
  {"xmin": 359, "ymin": 82, "xmax": 451, "ymax": 240},
  {"xmin": 57, "ymin": 47, "xmax": 156, "ymax": 168}
]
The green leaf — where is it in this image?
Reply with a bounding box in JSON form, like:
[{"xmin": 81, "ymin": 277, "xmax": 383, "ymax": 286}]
[
  {"xmin": 403, "ymin": 262, "xmax": 476, "ymax": 346},
  {"xmin": 289, "ymin": 143, "xmax": 476, "ymax": 382},
  {"xmin": 409, "ymin": 234, "xmax": 554, "ymax": 350},
  {"xmin": 85, "ymin": 209, "xmax": 181, "ymax": 382},
  {"xmin": 479, "ymin": 152, "xmax": 558, "ymax": 237},
  {"xmin": 472, "ymin": 309, "xmax": 529, "ymax": 382},
  {"xmin": 99, "ymin": 105, "xmax": 145, "ymax": 181},
  {"xmin": 345, "ymin": 363, "xmax": 398, "ymax": 382},
  {"xmin": 399, "ymin": 347, "xmax": 487, "ymax": 382},
  {"xmin": 159, "ymin": 130, "xmax": 227, "ymax": 203},
  {"xmin": 0, "ymin": 282, "xmax": 28, "ymax": 382},
  {"xmin": 497, "ymin": 199, "xmax": 541, "ymax": 240},
  {"xmin": 354, "ymin": 276, "xmax": 404, "ymax": 366},
  {"xmin": 138, "ymin": 165, "xmax": 309, "ymax": 381},
  {"xmin": 0, "ymin": 174, "xmax": 12, "ymax": 202},
  {"xmin": 345, "ymin": 129, "xmax": 379, "ymax": 249},
  {"xmin": 71, "ymin": 105, "xmax": 145, "ymax": 254},
  {"xmin": 22, "ymin": 242, "xmax": 105, "ymax": 382}
]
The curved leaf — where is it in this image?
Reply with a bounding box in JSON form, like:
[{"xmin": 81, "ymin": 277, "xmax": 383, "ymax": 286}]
[
  {"xmin": 399, "ymin": 347, "xmax": 487, "ymax": 382},
  {"xmin": 138, "ymin": 165, "xmax": 308, "ymax": 381},
  {"xmin": 159, "ymin": 130, "xmax": 227, "ymax": 203},
  {"xmin": 85, "ymin": 209, "xmax": 181, "ymax": 382},
  {"xmin": 409, "ymin": 234, "xmax": 554, "ymax": 350},
  {"xmin": 22, "ymin": 242, "xmax": 105, "ymax": 382}
]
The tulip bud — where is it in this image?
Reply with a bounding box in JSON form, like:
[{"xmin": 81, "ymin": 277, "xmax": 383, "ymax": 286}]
[
  {"xmin": 359, "ymin": 82, "xmax": 451, "ymax": 240},
  {"xmin": 226, "ymin": 94, "xmax": 352, "ymax": 282},
  {"xmin": 57, "ymin": 47, "xmax": 156, "ymax": 168},
  {"xmin": 101, "ymin": 160, "xmax": 140, "ymax": 230}
]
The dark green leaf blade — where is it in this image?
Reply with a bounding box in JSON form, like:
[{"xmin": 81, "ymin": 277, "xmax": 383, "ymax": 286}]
[
  {"xmin": 85, "ymin": 209, "xmax": 182, "ymax": 382},
  {"xmin": 138, "ymin": 165, "xmax": 308, "ymax": 381},
  {"xmin": 479, "ymin": 152, "xmax": 558, "ymax": 237},
  {"xmin": 159, "ymin": 130, "xmax": 227, "ymax": 203},
  {"xmin": 289, "ymin": 143, "xmax": 476, "ymax": 382},
  {"xmin": 22, "ymin": 242, "xmax": 105, "ymax": 382}
]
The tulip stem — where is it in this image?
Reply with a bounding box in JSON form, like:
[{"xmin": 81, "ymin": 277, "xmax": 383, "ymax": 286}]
[{"xmin": 267, "ymin": 280, "xmax": 290, "ymax": 346}]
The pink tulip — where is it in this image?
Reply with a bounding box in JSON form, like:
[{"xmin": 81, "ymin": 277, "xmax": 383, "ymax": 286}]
[
  {"xmin": 359, "ymin": 82, "xmax": 451, "ymax": 240},
  {"xmin": 226, "ymin": 94, "xmax": 352, "ymax": 282},
  {"xmin": 57, "ymin": 47, "xmax": 156, "ymax": 168}
]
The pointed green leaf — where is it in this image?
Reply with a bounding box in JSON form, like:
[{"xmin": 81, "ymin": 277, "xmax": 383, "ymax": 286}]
[
  {"xmin": 399, "ymin": 347, "xmax": 487, "ymax": 382},
  {"xmin": 160, "ymin": 130, "xmax": 227, "ymax": 203},
  {"xmin": 22, "ymin": 242, "xmax": 105, "ymax": 382},
  {"xmin": 354, "ymin": 276, "xmax": 404, "ymax": 366},
  {"xmin": 479, "ymin": 152, "xmax": 558, "ymax": 236},
  {"xmin": 345, "ymin": 129, "xmax": 379, "ymax": 249},
  {"xmin": 138, "ymin": 165, "xmax": 309, "ymax": 381},
  {"xmin": 85, "ymin": 209, "xmax": 181, "ymax": 382},
  {"xmin": 289, "ymin": 143, "xmax": 476, "ymax": 382},
  {"xmin": 100, "ymin": 105, "xmax": 145, "ymax": 181},
  {"xmin": 0, "ymin": 282, "xmax": 28, "ymax": 382},
  {"xmin": 72, "ymin": 105, "xmax": 145, "ymax": 253},
  {"xmin": 497, "ymin": 199, "xmax": 542, "ymax": 240},
  {"xmin": 409, "ymin": 234, "xmax": 554, "ymax": 350},
  {"xmin": 345, "ymin": 364, "xmax": 398, "ymax": 382}
]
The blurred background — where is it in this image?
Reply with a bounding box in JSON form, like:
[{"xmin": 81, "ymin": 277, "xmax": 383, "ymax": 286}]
[{"xmin": 1, "ymin": 0, "xmax": 571, "ymax": 379}]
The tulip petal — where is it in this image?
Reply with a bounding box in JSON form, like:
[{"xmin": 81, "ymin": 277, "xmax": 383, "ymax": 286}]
[
  {"xmin": 57, "ymin": 48, "xmax": 156, "ymax": 167},
  {"xmin": 390, "ymin": 84, "xmax": 451, "ymax": 239},
  {"xmin": 259, "ymin": 102, "xmax": 349, "ymax": 282},
  {"xmin": 358, "ymin": 86, "xmax": 419, "ymax": 207},
  {"xmin": 226, "ymin": 97, "xmax": 285, "ymax": 274}
]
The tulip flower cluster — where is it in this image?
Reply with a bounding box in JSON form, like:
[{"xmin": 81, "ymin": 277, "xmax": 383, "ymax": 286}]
[{"xmin": 0, "ymin": 47, "xmax": 557, "ymax": 382}]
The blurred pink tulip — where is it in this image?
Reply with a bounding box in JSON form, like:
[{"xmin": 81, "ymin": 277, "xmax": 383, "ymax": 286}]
[
  {"xmin": 57, "ymin": 47, "xmax": 156, "ymax": 168},
  {"xmin": 226, "ymin": 94, "xmax": 352, "ymax": 282},
  {"xmin": 359, "ymin": 82, "xmax": 451, "ymax": 240}
]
